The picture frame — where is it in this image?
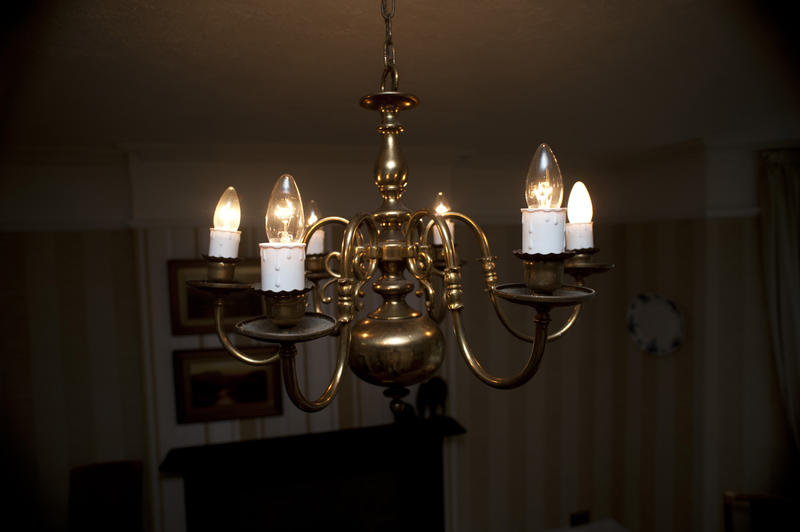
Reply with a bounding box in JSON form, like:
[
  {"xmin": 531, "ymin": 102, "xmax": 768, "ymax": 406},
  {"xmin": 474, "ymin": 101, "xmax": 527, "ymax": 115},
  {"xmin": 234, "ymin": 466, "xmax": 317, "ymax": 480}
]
[
  {"xmin": 168, "ymin": 258, "xmax": 262, "ymax": 335},
  {"xmin": 173, "ymin": 348, "xmax": 282, "ymax": 424}
]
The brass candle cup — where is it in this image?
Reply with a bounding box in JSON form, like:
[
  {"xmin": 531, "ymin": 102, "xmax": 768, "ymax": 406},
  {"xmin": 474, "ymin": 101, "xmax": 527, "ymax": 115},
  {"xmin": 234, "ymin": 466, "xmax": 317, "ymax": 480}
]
[
  {"xmin": 203, "ymin": 255, "xmax": 241, "ymax": 283},
  {"xmin": 513, "ymin": 250, "xmax": 576, "ymax": 295},
  {"xmin": 305, "ymin": 253, "xmax": 328, "ymax": 278},
  {"xmin": 259, "ymin": 288, "xmax": 311, "ymax": 328}
]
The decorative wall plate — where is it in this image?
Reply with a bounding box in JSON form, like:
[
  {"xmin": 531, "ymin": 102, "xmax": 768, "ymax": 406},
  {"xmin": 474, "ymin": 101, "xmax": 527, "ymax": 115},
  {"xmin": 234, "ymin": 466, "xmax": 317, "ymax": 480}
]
[{"xmin": 626, "ymin": 293, "xmax": 685, "ymax": 356}]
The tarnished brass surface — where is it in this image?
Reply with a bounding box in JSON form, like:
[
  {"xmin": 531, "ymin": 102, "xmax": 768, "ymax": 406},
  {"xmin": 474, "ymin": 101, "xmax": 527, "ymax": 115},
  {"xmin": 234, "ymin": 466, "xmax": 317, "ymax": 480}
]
[
  {"xmin": 280, "ymin": 322, "xmax": 351, "ymax": 412},
  {"xmin": 359, "ymin": 91, "xmax": 418, "ymax": 111},
  {"xmin": 523, "ymin": 260, "xmax": 565, "ymax": 294},
  {"xmin": 213, "ymin": 299, "xmax": 279, "ymax": 366},
  {"xmin": 262, "ymin": 292, "xmax": 308, "ymax": 328},
  {"xmin": 451, "ymin": 309, "xmax": 550, "ymax": 389},
  {"xmin": 564, "ymin": 261, "xmax": 615, "ymax": 284},
  {"xmin": 349, "ymin": 313, "xmax": 444, "ymax": 387},
  {"xmin": 236, "ymin": 312, "xmax": 336, "ymax": 343},
  {"xmin": 305, "ymin": 253, "xmax": 327, "ymax": 277},
  {"xmin": 204, "ymin": 256, "xmax": 240, "ymax": 282},
  {"xmin": 492, "ymin": 283, "xmax": 595, "ymax": 309}
]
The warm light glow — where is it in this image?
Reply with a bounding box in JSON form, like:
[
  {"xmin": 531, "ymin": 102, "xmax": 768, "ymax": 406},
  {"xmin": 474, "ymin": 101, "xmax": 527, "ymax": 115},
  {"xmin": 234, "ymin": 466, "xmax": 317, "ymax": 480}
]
[
  {"xmin": 266, "ymin": 174, "xmax": 304, "ymax": 243},
  {"xmin": 306, "ymin": 200, "xmax": 321, "ymax": 226},
  {"xmin": 433, "ymin": 191, "xmax": 450, "ymax": 214},
  {"xmin": 212, "ymin": 186, "xmax": 241, "ymax": 231},
  {"xmin": 567, "ymin": 181, "xmax": 593, "ymax": 223},
  {"xmin": 525, "ymin": 143, "xmax": 564, "ymax": 209}
]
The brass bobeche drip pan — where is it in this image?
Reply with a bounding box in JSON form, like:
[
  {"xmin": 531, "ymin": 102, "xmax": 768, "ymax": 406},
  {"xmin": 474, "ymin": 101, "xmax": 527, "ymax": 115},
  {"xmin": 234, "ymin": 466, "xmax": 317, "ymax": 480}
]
[
  {"xmin": 564, "ymin": 248, "xmax": 615, "ymax": 285},
  {"xmin": 492, "ymin": 283, "xmax": 595, "ymax": 312},
  {"xmin": 236, "ymin": 312, "xmax": 336, "ymax": 344}
]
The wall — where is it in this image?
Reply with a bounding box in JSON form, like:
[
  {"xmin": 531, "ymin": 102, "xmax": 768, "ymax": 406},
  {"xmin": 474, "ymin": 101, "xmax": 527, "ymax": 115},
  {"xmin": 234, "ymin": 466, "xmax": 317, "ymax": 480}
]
[
  {"xmin": 2, "ymin": 140, "xmax": 798, "ymax": 531},
  {"xmin": 441, "ymin": 217, "xmax": 797, "ymax": 532},
  {"xmin": 0, "ymin": 230, "xmax": 147, "ymax": 529}
]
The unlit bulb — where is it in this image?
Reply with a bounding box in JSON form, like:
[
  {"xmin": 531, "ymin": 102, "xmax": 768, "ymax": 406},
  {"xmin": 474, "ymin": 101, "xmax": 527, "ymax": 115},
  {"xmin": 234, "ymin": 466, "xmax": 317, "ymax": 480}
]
[
  {"xmin": 213, "ymin": 186, "xmax": 241, "ymax": 231},
  {"xmin": 567, "ymin": 181, "xmax": 593, "ymax": 223},
  {"xmin": 525, "ymin": 143, "xmax": 564, "ymax": 209},
  {"xmin": 266, "ymin": 174, "xmax": 304, "ymax": 243}
]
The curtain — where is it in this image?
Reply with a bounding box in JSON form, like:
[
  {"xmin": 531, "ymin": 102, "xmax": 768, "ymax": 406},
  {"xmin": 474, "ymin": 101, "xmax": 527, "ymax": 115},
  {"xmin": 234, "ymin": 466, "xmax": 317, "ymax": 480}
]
[{"xmin": 759, "ymin": 149, "xmax": 800, "ymax": 452}]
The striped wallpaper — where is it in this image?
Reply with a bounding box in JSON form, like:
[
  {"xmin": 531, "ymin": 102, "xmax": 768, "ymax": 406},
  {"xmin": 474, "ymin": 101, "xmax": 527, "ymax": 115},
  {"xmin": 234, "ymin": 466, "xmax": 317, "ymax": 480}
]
[
  {"xmin": 438, "ymin": 216, "xmax": 795, "ymax": 532},
  {"xmin": 0, "ymin": 231, "xmax": 146, "ymax": 530},
  {"xmin": 3, "ymin": 216, "xmax": 795, "ymax": 531}
]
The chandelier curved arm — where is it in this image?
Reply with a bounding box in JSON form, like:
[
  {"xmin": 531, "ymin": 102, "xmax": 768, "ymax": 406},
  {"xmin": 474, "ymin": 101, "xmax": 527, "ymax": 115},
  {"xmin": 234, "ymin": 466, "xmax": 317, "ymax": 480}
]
[
  {"xmin": 451, "ymin": 310, "xmax": 550, "ymax": 389},
  {"xmin": 279, "ymin": 323, "xmax": 351, "ymax": 412},
  {"xmin": 406, "ymin": 210, "xmax": 456, "ymax": 318},
  {"xmin": 435, "ymin": 212, "xmax": 582, "ymax": 343},
  {"xmin": 302, "ymin": 215, "xmax": 351, "ymax": 313},
  {"xmin": 490, "ymin": 296, "xmax": 583, "ymax": 343},
  {"xmin": 302, "ymin": 216, "xmax": 350, "ymax": 246},
  {"xmin": 213, "ymin": 299, "xmax": 280, "ymax": 365},
  {"xmin": 545, "ymin": 304, "xmax": 582, "ymax": 342},
  {"xmin": 335, "ymin": 213, "xmax": 380, "ymax": 319}
]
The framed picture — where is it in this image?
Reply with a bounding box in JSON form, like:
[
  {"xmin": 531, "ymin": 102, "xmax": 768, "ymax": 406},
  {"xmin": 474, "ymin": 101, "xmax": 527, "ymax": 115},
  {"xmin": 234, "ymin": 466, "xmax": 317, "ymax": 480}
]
[
  {"xmin": 173, "ymin": 348, "xmax": 282, "ymax": 424},
  {"xmin": 168, "ymin": 258, "xmax": 262, "ymax": 335}
]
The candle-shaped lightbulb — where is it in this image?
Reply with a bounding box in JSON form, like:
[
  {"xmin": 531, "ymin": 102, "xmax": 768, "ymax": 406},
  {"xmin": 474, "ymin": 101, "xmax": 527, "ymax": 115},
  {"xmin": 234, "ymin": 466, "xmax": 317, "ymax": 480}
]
[
  {"xmin": 305, "ymin": 200, "xmax": 325, "ymax": 255},
  {"xmin": 260, "ymin": 174, "xmax": 306, "ymax": 291},
  {"xmin": 566, "ymin": 181, "xmax": 594, "ymax": 250},
  {"xmin": 431, "ymin": 192, "xmax": 455, "ymax": 246},
  {"xmin": 208, "ymin": 186, "xmax": 242, "ymax": 258},
  {"xmin": 525, "ymin": 143, "xmax": 564, "ymax": 209},
  {"xmin": 521, "ymin": 143, "xmax": 567, "ymax": 254}
]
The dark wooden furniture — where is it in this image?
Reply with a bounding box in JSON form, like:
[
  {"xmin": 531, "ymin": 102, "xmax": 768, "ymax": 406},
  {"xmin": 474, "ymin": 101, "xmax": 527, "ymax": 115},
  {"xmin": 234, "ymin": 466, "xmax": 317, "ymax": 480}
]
[
  {"xmin": 722, "ymin": 491, "xmax": 796, "ymax": 532},
  {"xmin": 161, "ymin": 418, "xmax": 464, "ymax": 532},
  {"xmin": 69, "ymin": 460, "xmax": 143, "ymax": 532}
]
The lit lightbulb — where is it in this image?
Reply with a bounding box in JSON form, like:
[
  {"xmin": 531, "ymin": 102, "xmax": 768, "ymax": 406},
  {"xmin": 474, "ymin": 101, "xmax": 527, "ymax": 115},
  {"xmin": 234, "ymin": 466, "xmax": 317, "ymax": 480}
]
[
  {"xmin": 567, "ymin": 181, "xmax": 593, "ymax": 223},
  {"xmin": 525, "ymin": 143, "xmax": 563, "ymax": 209},
  {"xmin": 266, "ymin": 174, "xmax": 304, "ymax": 243},
  {"xmin": 433, "ymin": 191, "xmax": 450, "ymax": 214},
  {"xmin": 431, "ymin": 191, "xmax": 455, "ymax": 245},
  {"xmin": 213, "ymin": 186, "xmax": 241, "ymax": 231},
  {"xmin": 305, "ymin": 200, "xmax": 325, "ymax": 254},
  {"xmin": 306, "ymin": 200, "xmax": 321, "ymax": 226}
]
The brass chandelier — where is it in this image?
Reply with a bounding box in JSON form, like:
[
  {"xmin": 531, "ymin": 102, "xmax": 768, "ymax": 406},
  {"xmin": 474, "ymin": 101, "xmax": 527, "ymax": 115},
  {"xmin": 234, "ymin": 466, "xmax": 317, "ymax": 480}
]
[{"xmin": 190, "ymin": 1, "xmax": 613, "ymax": 415}]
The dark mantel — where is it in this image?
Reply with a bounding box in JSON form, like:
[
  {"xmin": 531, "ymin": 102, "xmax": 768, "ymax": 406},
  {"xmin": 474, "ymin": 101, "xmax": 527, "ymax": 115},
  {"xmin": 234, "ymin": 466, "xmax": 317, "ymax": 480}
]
[{"xmin": 161, "ymin": 418, "xmax": 465, "ymax": 532}]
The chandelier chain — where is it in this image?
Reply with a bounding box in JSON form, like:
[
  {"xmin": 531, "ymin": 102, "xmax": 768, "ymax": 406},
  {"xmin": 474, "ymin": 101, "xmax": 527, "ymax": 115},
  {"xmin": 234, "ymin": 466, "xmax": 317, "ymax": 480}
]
[{"xmin": 380, "ymin": 0, "xmax": 399, "ymax": 91}]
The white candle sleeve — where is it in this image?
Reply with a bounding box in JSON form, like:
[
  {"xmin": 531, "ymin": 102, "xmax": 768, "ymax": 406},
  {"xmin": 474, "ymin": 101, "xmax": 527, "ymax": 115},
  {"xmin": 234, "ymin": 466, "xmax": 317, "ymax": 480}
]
[
  {"xmin": 521, "ymin": 208, "xmax": 566, "ymax": 254},
  {"xmin": 208, "ymin": 228, "xmax": 241, "ymax": 258},
  {"xmin": 566, "ymin": 222, "xmax": 594, "ymax": 250},
  {"xmin": 307, "ymin": 230, "xmax": 325, "ymax": 255},
  {"xmin": 432, "ymin": 220, "xmax": 455, "ymax": 246},
  {"xmin": 259, "ymin": 242, "xmax": 306, "ymax": 291}
]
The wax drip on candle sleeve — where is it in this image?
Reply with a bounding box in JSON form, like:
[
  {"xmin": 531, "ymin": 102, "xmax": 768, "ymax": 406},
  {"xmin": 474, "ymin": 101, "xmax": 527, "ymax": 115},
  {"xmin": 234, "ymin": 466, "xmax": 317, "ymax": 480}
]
[
  {"xmin": 521, "ymin": 143, "xmax": 567, "ymax": 254},
  {"xmin": 261, "ymin": 174, "xmax": 307, "ymax": 291}
]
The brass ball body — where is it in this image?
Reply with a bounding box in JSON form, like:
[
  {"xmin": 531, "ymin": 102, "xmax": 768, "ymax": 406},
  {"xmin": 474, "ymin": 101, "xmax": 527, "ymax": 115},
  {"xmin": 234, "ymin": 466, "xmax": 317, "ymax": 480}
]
[
  {"xmin": 349, "ymin": 313, "xmax": 444, "ymax": 387},
  {"xmin": 347, "ymin": 92, "xmax": 445, "ymax": 388}
]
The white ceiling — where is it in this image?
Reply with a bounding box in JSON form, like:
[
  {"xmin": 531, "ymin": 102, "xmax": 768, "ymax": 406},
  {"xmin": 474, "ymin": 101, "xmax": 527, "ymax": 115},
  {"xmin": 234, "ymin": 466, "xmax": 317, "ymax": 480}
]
[{"xmin": 1, "ymin": 0, "xmax": 798, "ymax": 166}]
